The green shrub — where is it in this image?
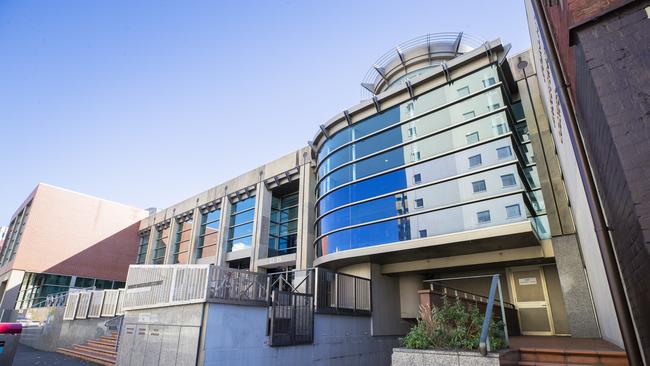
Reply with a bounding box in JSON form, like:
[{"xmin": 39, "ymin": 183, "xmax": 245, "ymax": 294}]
[{"xmin": 400, "ymin": 297, "xmax": 506, "ymax": 351}]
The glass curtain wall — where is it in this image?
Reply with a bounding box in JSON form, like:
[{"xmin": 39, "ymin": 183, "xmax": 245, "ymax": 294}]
[
  {"xmin": 136, "ymin": 230, "xmax": 150, "ymax": 264},
  {"xmin": 151, "ymin": 222, "xmax": 170, "ymax": 264},
  {"xmin": 314, "ymin": 65, "xmax": 549, "ymax": 257},
  {"xmin": 227, "ymin": 196, "xmax": 256, "ymax": 252},
  {"xmin": 194, "ymin": 206, "xmax": 221, "ymax": 260},
  {"xmin": 269, "ymin": 192, "xmax": 299, "ymax": 257},
  {"xmin": 172, "ymin": 214, "xmax": 193, "ymax": 264}
]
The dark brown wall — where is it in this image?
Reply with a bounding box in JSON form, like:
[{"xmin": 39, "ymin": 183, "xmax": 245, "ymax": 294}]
[{"xmin": 572, "ymin": 1, "xmax": 650, "ymax": 362}]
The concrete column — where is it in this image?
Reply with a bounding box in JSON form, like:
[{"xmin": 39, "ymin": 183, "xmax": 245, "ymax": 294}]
[
  {"xmin": 251, "ymin": 182, "xmax": 272, "ymax": 272},
  {"xmin": 370, "ymin": 264, "xmax": 412, "ymax": 336},
  {"xmin": 296, "ymin": 162, "xmax": 316, "ymax": 270},
  {"xmin": 0, "ymin": 270, "xmax": 25, "ymax": 311},
  {"xmin": 215, "ymin": 199, "xmax": 232, "ymax": 267},
  {"xmin": 552, "ymin": 234, "xmax": 600, "ymax": 338}
]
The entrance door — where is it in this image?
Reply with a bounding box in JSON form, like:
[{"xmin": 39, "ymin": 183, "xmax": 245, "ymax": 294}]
[{"xmin": 507, "ymin": 266, "xmax": 554, "ymax": 335}]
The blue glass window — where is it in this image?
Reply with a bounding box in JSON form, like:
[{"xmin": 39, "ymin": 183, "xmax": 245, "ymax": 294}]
[
  {"xmin": 477, "ymin": 210, "xmax": 491, "ymax": 224},
  {"xmin": 227, "ymin": 196, "xmax": 256, "ymax": 252},
  {"xmin": 501, "ymin": 174, "xmax": 517, "ymax": 187},
  {"xmin": 472, "ymin": 180, "xmax": 487, "ymax": 193},
  {"xmin": 468, "ymin": 154, "xmax": 482, "ymax": 168},
  {"xmin": 506, "ymin": 204, "xmax": 521, "ymax": 218},
  {"xmin": 497, "ymin": 146, "xmax": 512, "ymax": 159}
]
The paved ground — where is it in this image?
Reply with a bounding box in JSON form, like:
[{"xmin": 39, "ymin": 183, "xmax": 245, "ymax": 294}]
[{"xmin": 13, "ymin": 344, "xmax": 95, "ymax": 366}]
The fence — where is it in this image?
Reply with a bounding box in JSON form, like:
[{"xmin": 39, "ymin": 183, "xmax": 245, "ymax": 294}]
[
  {"xmin": 315, "ymin": 269, "xmax": 371, "ymax": 315},
  {"xmin": 207, "ymin": 266, "xmax": 268, "ymax": 306},
  {"xmin": 268, "ymin": 290, "xmax": 314, "ymax": 346},
  {"xmin": 63, "ymin": 288, "xmax": 126, "ymax": 321}
]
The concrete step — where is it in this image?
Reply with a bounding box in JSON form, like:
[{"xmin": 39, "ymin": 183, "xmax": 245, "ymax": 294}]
[
  {"xmin": 87, "ymin": 340, "xmax": 118, "ymax": 351},
  {"xmin": 99, "ymin": 335, "xmax": 118, "ymax": 342},
  {"xmin": 88, "ymin": 339, "xmax": 117, "ymax": 347},
  {"xmin": 74, "ymin": 344, "xmax": 118, "ymax": 357},
  {"xmin": 57, "ymin": 347, "xmax": 116, "ymax": 366},
  {"xmin": 518, "ymin": 347, "xmax": 628, "ymax": 366}
]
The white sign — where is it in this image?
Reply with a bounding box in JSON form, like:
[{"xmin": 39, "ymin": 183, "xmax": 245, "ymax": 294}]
[{"xmin": 518, "ymin": 277, "xmax": 538, "ymax": 286}]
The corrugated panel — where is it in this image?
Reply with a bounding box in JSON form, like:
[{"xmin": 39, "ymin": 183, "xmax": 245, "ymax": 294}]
[
  {"xmin": 88, "ymin": 290, "xmax": 105, "ymax": 318},
  {"xmin": 101, "ymin": 290, "xmax": 120, "ymax": 317},
  {"xmin": 116, "ymin": 289, "xmax": 126, "ymax": 315},
  {"xmin": 76, "ymin": 292, "xmax": 92, "ymax": 319},
  {"xmin": 63, "ymin": 292, "xmax": 80, "ymax": 321}
]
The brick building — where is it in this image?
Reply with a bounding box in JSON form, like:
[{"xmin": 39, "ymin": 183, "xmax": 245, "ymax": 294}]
[{"xmin": 525, "ymin": 1, "xmax": 649, "ymax": 364}]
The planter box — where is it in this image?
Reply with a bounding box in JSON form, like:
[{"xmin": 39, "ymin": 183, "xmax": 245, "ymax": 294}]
[{"xmin": 392, "ymin": 347, "xmax": 502, "ymax": 366}]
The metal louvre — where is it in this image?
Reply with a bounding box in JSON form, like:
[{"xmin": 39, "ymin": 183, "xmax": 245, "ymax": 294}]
[
  {"xmin": 116, "ymin": 289, "xmax": 125, "ymax": 315},
  {"xmin": 63, "ymin": 292, "xmax": 80, "ymax": 320},
  {"xmin": 87, "ymin": 290, "xmax": 105, "ymax": 318},
  {"xmin": 76, "ymin": 292, "xmax": 92, "ymax": 319},
  {"xmin": 122, "ymin": 265, "xmax": 210, "ymax": 311},
  {"xmin": 101, "ymin": 290, "xmax": 120, "ymax": 317}
]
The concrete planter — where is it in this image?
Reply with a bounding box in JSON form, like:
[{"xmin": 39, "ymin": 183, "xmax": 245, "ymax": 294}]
[{"xmin": 392, "ymin": 347, "xmax": 502, "ymax": 366}]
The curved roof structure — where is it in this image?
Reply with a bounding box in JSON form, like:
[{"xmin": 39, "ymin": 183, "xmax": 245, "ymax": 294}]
[{"xmin": 360, "ymin": 32, "xmax": 485, "ymax": 99}]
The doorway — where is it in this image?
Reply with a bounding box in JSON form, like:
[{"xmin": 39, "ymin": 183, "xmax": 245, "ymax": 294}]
[{"xmin": 507, "ymin": 265, "xmax": 554, "ymax": 335}]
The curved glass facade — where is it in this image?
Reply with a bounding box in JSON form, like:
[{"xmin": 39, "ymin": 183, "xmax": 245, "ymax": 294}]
[{"xmin": 315, "ymin": 66, "xmax": 549, "ymax": 257}]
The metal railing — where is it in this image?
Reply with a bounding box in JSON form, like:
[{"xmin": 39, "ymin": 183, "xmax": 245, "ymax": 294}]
[
  {"xmin": 207, "ymin": 266, "xmax": 268, "ymax": 306},
  {"xmin": 424, "ymin": 274, "xmax": 509, "ymax": 355},
  {"xmin": 268, "ymin": 290, "xmax": 314, "ymax": 346},
  {"xmin": 316, "ymin": 268, "xmax": 371, "ymax": 315}
]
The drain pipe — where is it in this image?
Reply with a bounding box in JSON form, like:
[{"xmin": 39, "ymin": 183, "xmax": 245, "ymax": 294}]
[{"xmin": 530, "ymin": 1, "xmax": 643, "ymax": 365}]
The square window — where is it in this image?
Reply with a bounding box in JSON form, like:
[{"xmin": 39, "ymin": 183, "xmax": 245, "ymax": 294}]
[
  {"xmin": 463, "ymin": 111, "xmax": 476, "ymax": 120},
  {"xmin": 506, "ymin": 204, "xmax": 522, "ymax": 218},
  {"xmin": 419, "ymin": 229, "xmax": 428, "ymax": 238},
  {"xmin": 468, "ymin": 154, "xmax": 482, "ymax": 168},
  {"xmin": 497, "ymin": 146, "xmax": 512, "ymax": 159},
  {"xmin": 493, "ymin": 123, "xmax": 507, "ymax": 135},
  {"xmin": 466, "ymin": 132, "xmax": 479, "ymax": 144},
  {"xmin": 457, "ymin": 86, "xmax": 470, "ymax": 97},
  {"xmin": 472, "ymin": 180, "xmax": 487, "ymax": 193},
  {"xmin": 413, "ymin": 173, "xmax": 422, "ymax": 184},
  {"xmin": 411, "ymin": 151, "xmax": 421, "ymax": 162},
  {"xmin": 501, "ymin": 174, "xmax": 517, "ymax": 187},
  {"xmin": 483, "ymin": 77, "xmax": 496, "ymax": 87},
  {"xmin": 477, "ymin": 210, "xmax": 491, "ymax": 224},
  {"xmin": 415, "ymin": 198, "xmax": 424, "ymax": 208},
  {"xmin": 408, "ymin": 126, "xmax": 417, "ymax": 137},
  {"xmin": 489, "ymin": 103, "xmax": 501, "ymax": 110}
]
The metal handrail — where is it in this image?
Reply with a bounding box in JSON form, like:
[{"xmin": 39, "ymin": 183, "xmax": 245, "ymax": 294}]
[
  {"xmin": 30, "ymin": 286, "xmax": 96, "ymax": 309},
  {"xmin": 423, "ymin": 280, "xmax": 516, "ymax": 309},
  {"xmin": 104, "ymin": 315, "xmax": 124, "ymax": 351},
  {"xmin": 425, "ymin": 274, "xmax": 509, "ymax": 355}
]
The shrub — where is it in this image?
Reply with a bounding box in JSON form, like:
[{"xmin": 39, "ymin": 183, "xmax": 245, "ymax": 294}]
[{"xmin": 400, "ymin": 297, "xmax": 506, "ymax": 351}]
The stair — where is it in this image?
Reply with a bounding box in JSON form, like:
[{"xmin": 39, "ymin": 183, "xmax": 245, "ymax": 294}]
[
  {"xmin": 56, "ymin": 331, "xmax": 118, "ymax": 366},
  {"xmin": 517, "ymin": 347, "xmax": 629, "ymax": 366}
]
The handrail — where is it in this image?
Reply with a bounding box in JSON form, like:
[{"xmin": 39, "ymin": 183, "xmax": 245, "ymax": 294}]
[
  {"xmin": 425, "ymin": 274, "xmax": 509, "ymax": 355},
  {"xmin": 104, "ymin": 315, "xmax": 124, "ymax": 351},
  {"xmin": 30, "ymin": 286, "xmax": 96, "ymax": 309},
  {"xmin": 423, "ymin": 280, "xmax": 516, "ymax": 309}
]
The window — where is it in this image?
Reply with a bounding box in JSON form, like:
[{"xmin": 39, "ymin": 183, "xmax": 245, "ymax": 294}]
[
  {"xmin": 468, "ymin": 154, "xmax": 482, "ymax": 168},
  {"xmin": 506, "ymin": 204, "xmax": 522, "ymax": 218},
  {"xmin": 227, "ymin": 196, "xmax": 256, "ymax": 252},
  {"xmin": 477, "ymin": 210, "xmax": 491, "ymax": 224},
  {"xmin": 136, "ymin": 231, "xmax": 149, "ymax": 264},
  {"xmin": 172, "ymin": 214, "xmax": 193, "ymax": 264},
  {"xmin": 411, "ymin": 151, "xmax": 421, "ymax": 162},
  {"xmin": 419, "ymin": 229, "xmax": 428, "ymax": 238},
  {"xmin": 151, "ymin": 222, "xmax": 170, "ymax": 264},
  {"xmin": 466, "ymin": 132, "xmax": 479, "ymax": 144},
  {"xmin": 493, "ymin": 123, "xmax": 507, "ymax": 135},
  {"xmin": 457, "ymin": 86, "xmax": 470, "ymax": 97},
  {"xmin": 269, "ymin": 192, "xmax": 299, "ymax": 257},
  {"xmin": 463, "ymin": 111, "xmax": 476, "ymax": 120},
  {"xmin": 413, "ymin": 173, "xmax": 422, "ymax": 184},
  {"xmin": 195, "ymin": 206, "xmax": 221, "ymax": 261},
  {"xmin": 501, "ymin": 174, "xmax": 517, "ymax": 187},
  {"xmin": 407, "ymin": 126, "xmax": 417, "ymax": 137},
  {"xmin": 489, "ymin": 103, "xmax": 501, "ymax": 111},
  {"xmin": 483, "ymin": 77, "xmax": 496, "ymax": 87},
  {"xmin": 415, "ymin": 198, "xmax": 424, "ymax": 208},
  {"xmin": 497, "ymin": 146, "xmax": 512, "ymax": 159},
  {"xmin": 472, "ymin": 180, "xmax": 487, "ymax": 193}
]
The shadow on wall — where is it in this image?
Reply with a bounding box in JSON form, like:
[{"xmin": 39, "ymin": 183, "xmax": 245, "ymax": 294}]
[{"xmin": 43, "ymin": 221, "xmax": 141, "ymax": 282}]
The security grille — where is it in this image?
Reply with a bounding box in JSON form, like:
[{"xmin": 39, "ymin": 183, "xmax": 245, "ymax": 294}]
[
  {"xmin": 268, "ymin": 290, "xmax": 314, "ymax": 346},
  {"xmin": 87, "ymin": 290, "xmax": 105, "ymax": 318},
  {"xmin": 76, "ymin": 292, "xmax": 92, "ymax": 319},
  {"xmin": 101, "ymin": 290, "xmax": 120, "ymax": 317},
  {"xmin": 63, "ymin": 292, "xmax": 80, "ymax": 320}
]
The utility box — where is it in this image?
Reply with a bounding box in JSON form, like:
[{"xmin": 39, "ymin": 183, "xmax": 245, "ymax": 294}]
[{"xmin": 0, "ymin": 323, "xmax": 22, "ymax": 366}]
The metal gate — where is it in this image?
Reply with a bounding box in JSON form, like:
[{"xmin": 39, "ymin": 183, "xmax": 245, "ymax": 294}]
[{"xmin": 268, "ymin": 290, "xmax": 314, "ymax": 346}]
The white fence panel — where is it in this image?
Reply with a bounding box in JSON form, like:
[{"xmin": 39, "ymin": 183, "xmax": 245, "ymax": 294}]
[
  {"xmin": 75, "ymin": 292, "xmax": 92, "ymax": 319},
  {"xmin": 116, "ymin": 289, "xmax": 125, "ymax": 315},
  {"xmin": 101, "ymin": 290, "xmax": 120, "ymax": 317},
  {"xmin": 63, "ymin": 292, "xmax": 80, "ymax": 320},
  {"xmin": 88, "ymin": 290, "xmax": 105, "ymax": 318}
]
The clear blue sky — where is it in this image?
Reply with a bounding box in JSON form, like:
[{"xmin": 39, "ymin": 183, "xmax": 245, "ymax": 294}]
[{"xmin": 0, "ymin": 0, "xmax": 530, "ymax": 224}]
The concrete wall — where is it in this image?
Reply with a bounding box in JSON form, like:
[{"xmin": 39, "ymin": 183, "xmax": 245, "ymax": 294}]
[
  {"xmin": 203, "ymin": 303, "xmax": 399, "ymax": 366},
  {"xmin": 12, "ymin": 306, "xmax": 110, "ymax": 352}
]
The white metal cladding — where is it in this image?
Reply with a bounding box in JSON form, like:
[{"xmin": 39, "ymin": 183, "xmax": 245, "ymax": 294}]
[
  {"xmin": 75, "ymin": 292, "xmax": 92, "ymax": 319},
  {"xmin": 122, "ymin": 264, "xmax": 210, "ymax": 311},
  {"xmin": 87, "ymin": 290, "xmax": 105, "ymax": 318},
  {"xmin": 116, "ymin": 289, "xmax": 125, "ymax": 315},
  {"xmin": 101, "ymin": 290, "xmax": 120, "ymax": 317},
  {"xmin": 172, "ymin": 266, "xmax": 210, "ymax": 303},
  {"xmin": 63, "ymin": 292, "xmax": 80, "ymax": 320}
]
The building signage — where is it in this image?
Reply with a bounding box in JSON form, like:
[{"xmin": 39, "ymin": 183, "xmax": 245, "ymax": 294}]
[{"xmin": 518, "ymin": 277, "xmax": 538, "ymax": 286}]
